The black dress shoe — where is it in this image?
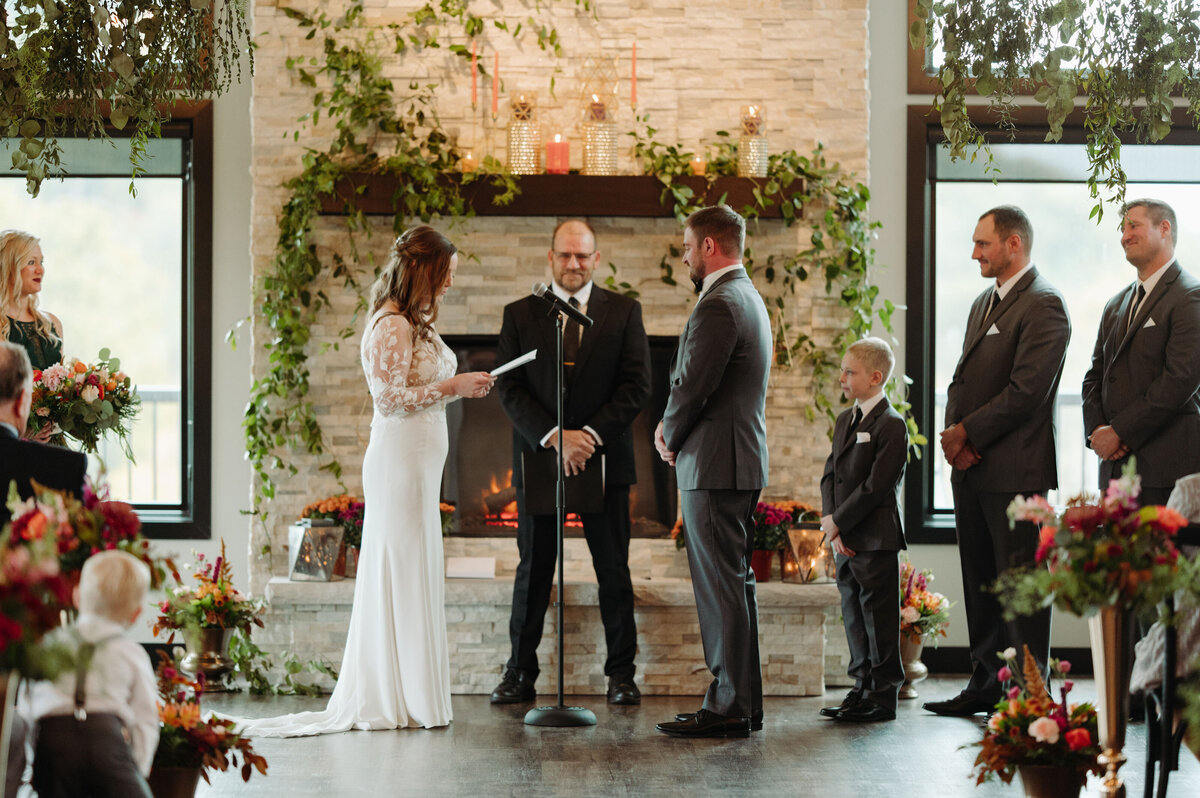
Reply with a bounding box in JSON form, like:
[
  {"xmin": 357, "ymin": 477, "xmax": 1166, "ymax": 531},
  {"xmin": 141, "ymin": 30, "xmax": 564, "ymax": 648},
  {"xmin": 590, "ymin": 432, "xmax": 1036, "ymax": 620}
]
[
  {"xmin": 834, "ymin": 702, "xmax": 895, "ymax": 723},
  {"xmin": 922, "ymin": 692, "xmax": 998, "ymax": 717},
  {"xmin": 673, "ymin": 710, "xmax": 763, "ymax": 731},
  {"xmin": 490, "ymin": 669, "xmax": 536, "ymax": 704},
  {"xmin": 607, "ymin": 679, "xmax": 641, "ymax": 705},
  {"xmin": 657, "ymin": 709, "xmax": 751, "ymax": 738},
  {"xmin": 820, "ymin": 690, "xmax": 864, "ymax": 718}
]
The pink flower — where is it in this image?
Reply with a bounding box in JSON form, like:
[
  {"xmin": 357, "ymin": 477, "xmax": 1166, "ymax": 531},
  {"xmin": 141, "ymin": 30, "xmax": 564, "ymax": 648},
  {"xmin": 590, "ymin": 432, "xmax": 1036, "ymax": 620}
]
[
  {"xmin": 900, "ymin": 606, "xmax": 920, "ymax": 624},
  {"xmin": 998, "ymin": 666, "xmax": 1012, "ymax": 682},
  {"xmin": 1058, "ymin": 661, "xmax": 1071, "ymax": 675},
  {"xmin": 1028, "ymin": 716, "xmax": 1060, "ymax": 744},
  {"xmin": 1062, "ymin": 680, "xmax": 1074, "ymax": 692},
  {"xmin": 1065, "ymin": 727, "xmax": 1091, "ymax": 751}
]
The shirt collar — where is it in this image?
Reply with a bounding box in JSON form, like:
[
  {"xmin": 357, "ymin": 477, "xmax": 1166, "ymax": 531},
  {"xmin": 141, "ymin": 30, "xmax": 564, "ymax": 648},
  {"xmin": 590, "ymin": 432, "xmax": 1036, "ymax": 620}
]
[
  {"xmin": 995, "ymin": 262, "xmax": 1034, "ymax": 300},
  {"xmin": 1138, "ymin": 257, "xmax": 1175, "ymax": 297},
  {"xmin": 0, "ymin": 421, "xmax": 19, "ymax": 438},
  {"xmin": 551, "ymin": 279, "xmax": 593, "ymax": 306},
  {"xmin": 699, "ymin": 264, "xmax": 745, "ymax": 299},
  {"xmin": 855, "ymin": 392, "xmax": 885, "ymax": 419}
]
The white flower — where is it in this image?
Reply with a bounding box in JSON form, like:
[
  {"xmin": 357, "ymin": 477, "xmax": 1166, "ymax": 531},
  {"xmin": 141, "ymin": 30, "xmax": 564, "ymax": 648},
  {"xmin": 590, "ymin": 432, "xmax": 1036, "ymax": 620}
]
[
  {"xmin": 40, "ymin": 363, "xmax": 71, "ymax": 391},
  {"xmin": 80, "ymin": 385, "xmax": 100, "ymax": 403},
  {"xmin": 1003, "ymin": 647, "xmax": 1017, "ymax": 660},
  {"xmin": 988, "ymin": 713, "xmax": 1003, "ymax": 731},
  {"xmin": 901, "ymin": 606, "xmax": 921, "ymax": 624},
  {"xmin": 35, "ymin": 407, "xmax": 50, "ymax": 417},
  {"xmin": 1028, "ymin": 716, "xmax": 1060, "ymax": 744}
]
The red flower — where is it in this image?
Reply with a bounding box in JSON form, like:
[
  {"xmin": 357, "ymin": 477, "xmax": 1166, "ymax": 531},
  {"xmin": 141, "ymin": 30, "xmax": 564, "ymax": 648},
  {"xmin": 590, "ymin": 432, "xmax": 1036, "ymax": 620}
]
[
  {"xmin": 1065, "ymin": 727, "xmax": 1091, "ymax": 751},
  {"xmin": 1107, "ymin": 543, "xmax": 1125, "ymax": 558},
  {"xmin": 98, "ymin": 501, "xmax": 141, "ymax": 542},
  {"xmin": 0, "ymin": 615, "xmax": 23, "ymax": 650},
  {"xmin": 1063, "ymin": 505, "xmax": 1104, "ymax": 533},
  {"xmin": 1083, "ymin": 561, "xmax": 1098, "ymax": 573},
  {"xmin": 1036, "ymin": 525, "xmax": 1058, "ymax": 563}
]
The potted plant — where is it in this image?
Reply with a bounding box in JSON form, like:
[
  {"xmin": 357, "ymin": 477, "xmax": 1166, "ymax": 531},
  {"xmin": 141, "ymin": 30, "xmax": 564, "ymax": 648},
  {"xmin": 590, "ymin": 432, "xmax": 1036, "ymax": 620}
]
[
  {"xmin": 971, "ymin": 646, "xmax": 1102, "ymax": 797},
  {"xmin": 299, "ymin": 494, "xmax": 363, "ymax": 578},
  {"xmin": 897, "ymin": 557, "xmax": 952, "ymax": 698},
  {"xmin": 150, "ymin": 653, "xmax": 267, "ymax": 797},
  {"xmin": 153, "ymin": 542, "xmax": 264, "ymax": 690},
  {"xmin": 997, "ymin": 459, "xmax": 1198, "ymax": 795},
  {"xmin": 750, "ymin": 502, "xmax": 793, "ymax": 582}
]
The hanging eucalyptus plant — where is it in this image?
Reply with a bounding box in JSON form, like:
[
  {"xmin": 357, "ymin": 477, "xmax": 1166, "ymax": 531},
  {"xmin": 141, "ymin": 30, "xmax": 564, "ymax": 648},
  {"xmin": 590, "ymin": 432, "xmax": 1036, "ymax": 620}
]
[
  {"xmin": 0, "ymin": 0, "xmax": 252, "ymax": 196},
  {"xmin": 910, "ymin": 0, "xmax": 1200, "ymax": 217}
]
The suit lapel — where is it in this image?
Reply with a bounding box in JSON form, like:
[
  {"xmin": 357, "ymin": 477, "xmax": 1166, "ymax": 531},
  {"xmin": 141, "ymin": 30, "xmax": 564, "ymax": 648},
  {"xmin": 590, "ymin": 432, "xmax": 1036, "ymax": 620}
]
[
  {"xmin": 838, "ymin": 398, "xmax": 889, "ymax": 455},
  {"xmin": 1114, "ymin": 263, "xmax": 1179, "ymax": 358},
  {"xmin": 570, "ymin": 288, "xmax": 608, "ymax": 381},
  {"xmin": 960, "ymin": 268, "xmax": 1037, "ymax": 362}
]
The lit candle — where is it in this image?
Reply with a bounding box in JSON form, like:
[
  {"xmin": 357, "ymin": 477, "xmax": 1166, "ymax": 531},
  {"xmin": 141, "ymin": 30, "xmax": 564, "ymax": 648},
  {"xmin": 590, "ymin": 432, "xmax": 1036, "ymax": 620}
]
[
  {"xmin": 546, "ymin": 134, "xmax": 569, "ymax": 174},
  {"xmin": 587, "ymin": 94, "xmax": 607, "ymax": 122},
  {"xmin": 741, "ymin": 104, "xmax": 763, "ymax": 136},
  {"xmin": 631, "ymin": 41, "xmax": 637, "ymax": 108},
  {"xmin": 470, "ymin": 41, "xmax": 477, "ymax": 107},
  {"xmin": 690, "ymin": 154, "xmax": 706, "ymax": 176},
  {"xmin": 492, "ymin": 52, "xmax": 499, "ymax": 116},
  {"xmin": 461, "ymin": 150, "xmax": 478, "ymax": 173},
  {"xmin": 511, "ymin": 93, "xmax": 534, "ymax": 121}
]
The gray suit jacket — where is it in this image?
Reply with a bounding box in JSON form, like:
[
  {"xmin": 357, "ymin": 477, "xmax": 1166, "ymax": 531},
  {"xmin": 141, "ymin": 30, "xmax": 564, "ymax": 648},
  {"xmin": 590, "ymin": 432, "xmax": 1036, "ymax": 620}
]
[
  {"xmin": 662, "ymin": 269, "xmax": 771, "ymax": 491},
  {"xmin": 945, "ymin": 267, "xmax": 1070, "ymax": 492},
  {"xmin": 1082, "ymin": 261, "xmax": 1200, "ymax": 489},
  {"xmin": 820, "ymin": 398, "xmax": 908, "ymax": 552}
]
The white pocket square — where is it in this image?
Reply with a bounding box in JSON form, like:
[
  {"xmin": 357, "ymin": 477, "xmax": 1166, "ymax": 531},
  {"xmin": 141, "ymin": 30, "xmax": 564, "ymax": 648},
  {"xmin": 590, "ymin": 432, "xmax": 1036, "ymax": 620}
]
[
  {"xmin": 986, "ymin": 324, "xmax": 1000, "ymax": 336},
  {"xmin": 856, "ymin": 431, "xmax": 871, "ymax": 443},
  {"xmin": 1143, "ymin": 317, "xmax": 1156, "ymax": 329}
]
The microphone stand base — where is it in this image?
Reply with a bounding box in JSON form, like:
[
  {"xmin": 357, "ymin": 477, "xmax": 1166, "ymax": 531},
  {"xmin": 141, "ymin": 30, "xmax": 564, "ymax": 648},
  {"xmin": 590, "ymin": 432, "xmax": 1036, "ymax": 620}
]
[{"xmin": 523, "ymin": 705, "xmax": 598, "ymax": 727}]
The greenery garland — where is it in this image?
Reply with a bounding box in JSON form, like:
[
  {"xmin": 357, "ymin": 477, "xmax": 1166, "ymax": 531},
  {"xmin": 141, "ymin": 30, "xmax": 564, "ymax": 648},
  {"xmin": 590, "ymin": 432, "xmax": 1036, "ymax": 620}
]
[
  {"xmin": 243, "ymin": 1, "xmax": 923, "ymax": 546},
  {"xmin": 910, "ymin": 0, "xmax": 1200, "ymax": 219},
  {"xmin": 0, "ymin": 0, "xmax": 253, "ymax": 196}
]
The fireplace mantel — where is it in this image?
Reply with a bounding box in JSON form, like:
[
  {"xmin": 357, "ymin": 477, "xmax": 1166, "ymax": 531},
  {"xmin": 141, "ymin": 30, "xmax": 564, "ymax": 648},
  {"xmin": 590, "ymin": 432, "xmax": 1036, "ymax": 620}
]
[{"xmin": 318, "ymin": 173, "xmax": 796, "ymax": 218}]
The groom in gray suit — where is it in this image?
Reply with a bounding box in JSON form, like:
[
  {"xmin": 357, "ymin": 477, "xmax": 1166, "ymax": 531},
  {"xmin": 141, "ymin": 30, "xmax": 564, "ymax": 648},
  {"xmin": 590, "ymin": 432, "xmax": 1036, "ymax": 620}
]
[
  {"xmin": 925, "ymin": 205, "xmax": 1070, "ymax": 717},
  {"xmin": 1082, "ymin": 198, "xmax": 1200, "ymax": 506},
  {"xmin": 653, "ymin": 205, "xmax": 771, "ymax": 738}
]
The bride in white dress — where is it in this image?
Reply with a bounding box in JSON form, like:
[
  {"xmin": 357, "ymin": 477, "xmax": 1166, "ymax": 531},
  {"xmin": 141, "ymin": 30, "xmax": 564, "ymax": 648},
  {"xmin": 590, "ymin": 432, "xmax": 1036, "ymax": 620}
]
[{"xmin": 238, "ymin": 226, "xmax": 494, "ymax": 737}]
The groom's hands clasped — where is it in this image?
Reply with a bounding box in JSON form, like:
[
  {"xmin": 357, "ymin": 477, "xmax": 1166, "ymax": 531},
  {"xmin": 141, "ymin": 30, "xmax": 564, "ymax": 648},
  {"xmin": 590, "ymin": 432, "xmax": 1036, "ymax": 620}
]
[{"xmin": 654, "ymin": 420, "xmax": 676, "ymax": 466}]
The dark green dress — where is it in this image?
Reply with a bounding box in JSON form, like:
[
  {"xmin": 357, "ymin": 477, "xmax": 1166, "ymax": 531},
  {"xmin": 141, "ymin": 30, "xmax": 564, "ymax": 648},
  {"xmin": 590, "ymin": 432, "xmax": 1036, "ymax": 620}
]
[{"xmin": 5, "ymin": 316, "xmax": 62, "ymax": 370}]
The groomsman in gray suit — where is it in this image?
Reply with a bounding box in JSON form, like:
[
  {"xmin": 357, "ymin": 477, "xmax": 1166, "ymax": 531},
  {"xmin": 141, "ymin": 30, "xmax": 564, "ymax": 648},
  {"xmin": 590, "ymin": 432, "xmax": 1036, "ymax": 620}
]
[
  {"xmin": 925, "ymin": 205, "xmax": 1070, "ymax": 717},
  {"xmin": 653, "ymin": 205, "xmax": 771, "ymax": 738},
  {"xmin": 1082, "ymin": 198, "xmax": 1200, "ymax": 506}
]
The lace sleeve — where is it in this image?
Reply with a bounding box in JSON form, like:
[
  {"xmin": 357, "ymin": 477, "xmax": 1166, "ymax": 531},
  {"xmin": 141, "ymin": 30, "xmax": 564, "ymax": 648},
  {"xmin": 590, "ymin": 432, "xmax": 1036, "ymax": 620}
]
[{"xmin": 364, "ymin": 315, "xmax": 452, "ymax": 416}]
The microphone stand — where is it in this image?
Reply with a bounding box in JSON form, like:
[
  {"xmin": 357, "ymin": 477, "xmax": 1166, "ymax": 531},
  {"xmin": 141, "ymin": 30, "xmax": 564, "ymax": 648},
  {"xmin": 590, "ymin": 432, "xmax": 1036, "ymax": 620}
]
[{"xmin": 524, "ymin": 307, "xmax": 597, "ymax": 728}]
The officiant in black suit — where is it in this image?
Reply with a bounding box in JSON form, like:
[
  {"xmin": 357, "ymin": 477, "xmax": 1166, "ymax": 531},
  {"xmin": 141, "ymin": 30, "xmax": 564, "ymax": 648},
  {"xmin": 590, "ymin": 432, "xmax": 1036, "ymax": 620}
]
[
  {"xmin": 491, "ymin": 220, "xmax": 651, "ymax": 707},
  {"xmin": 0, "ymin": 341, "xmax": 88, "ymax": 527}
]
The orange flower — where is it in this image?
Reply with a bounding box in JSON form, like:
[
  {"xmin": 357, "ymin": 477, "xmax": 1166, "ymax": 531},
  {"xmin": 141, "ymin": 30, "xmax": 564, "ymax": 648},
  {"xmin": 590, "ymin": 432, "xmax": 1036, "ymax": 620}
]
[{"xmin": 73, "ymin": 360, "xmax": 88, "ymax": 374}]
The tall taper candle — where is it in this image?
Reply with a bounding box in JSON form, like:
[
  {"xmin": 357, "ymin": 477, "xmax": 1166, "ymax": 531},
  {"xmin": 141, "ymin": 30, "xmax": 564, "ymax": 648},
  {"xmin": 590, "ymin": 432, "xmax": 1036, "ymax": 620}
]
[
  {"xmin": 471, "ymin": 41, "xmax": 477, "ymax": 107},
  {"xmin": 491, "ymin": 53, "xmax": 499, "ymax": 115},
  {"xmin": 631, "ymin": 41, "xmax": 637, "ymax": 108}
]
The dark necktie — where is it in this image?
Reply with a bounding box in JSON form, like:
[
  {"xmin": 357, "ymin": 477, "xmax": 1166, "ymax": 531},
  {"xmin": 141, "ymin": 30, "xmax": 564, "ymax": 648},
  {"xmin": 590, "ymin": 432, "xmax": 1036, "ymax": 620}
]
[
  {"xmin": 563, "ymin": 297, "xmax": 582, "ymax": 375},
  {"xmin": 849, "ymin": 407, "xmax": 863, "ymax": 433},
  {"xmin": 984, "ymin": 289, "xmax": 1000, "ymax": 322},
  {"xmin": 1126, "ymin": 283, "xmax": 1146, "ymax": 333}
]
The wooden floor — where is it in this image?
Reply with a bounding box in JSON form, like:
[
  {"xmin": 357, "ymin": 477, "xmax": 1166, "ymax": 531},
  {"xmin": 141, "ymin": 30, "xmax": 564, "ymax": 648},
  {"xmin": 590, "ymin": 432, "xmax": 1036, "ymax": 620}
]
[{"xmin": 201, "ymin": 677, "xmax": 1200, "ymax": 797}]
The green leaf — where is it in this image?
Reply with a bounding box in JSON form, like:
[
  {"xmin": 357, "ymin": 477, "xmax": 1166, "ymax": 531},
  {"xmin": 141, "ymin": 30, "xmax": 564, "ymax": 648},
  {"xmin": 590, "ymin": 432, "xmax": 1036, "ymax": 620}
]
[
  {"xmin": 110, "ymin": 109, "xmax": 129, "ymax": 130},
  {"xmin": 110, "ymin": 52, "xmax": 135, "ymax": 80}
]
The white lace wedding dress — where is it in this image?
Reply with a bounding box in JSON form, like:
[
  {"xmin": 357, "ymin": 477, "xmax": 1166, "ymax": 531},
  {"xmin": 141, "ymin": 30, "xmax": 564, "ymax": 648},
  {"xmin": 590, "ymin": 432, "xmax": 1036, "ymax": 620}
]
[{"xmin": 237, "ymin": 310, "xmax": 458, "ymax": 736}]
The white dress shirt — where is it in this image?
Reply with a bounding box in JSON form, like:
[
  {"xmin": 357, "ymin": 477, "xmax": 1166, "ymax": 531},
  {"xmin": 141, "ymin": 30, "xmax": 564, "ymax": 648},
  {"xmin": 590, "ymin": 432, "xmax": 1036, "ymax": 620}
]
[
  {"xmin": 20, "ymin": 613, "xmax": 159, "ymax": 776},
  {"xmin": 699, "ymin": 264, "xmax": 745, "ymax": 300}
]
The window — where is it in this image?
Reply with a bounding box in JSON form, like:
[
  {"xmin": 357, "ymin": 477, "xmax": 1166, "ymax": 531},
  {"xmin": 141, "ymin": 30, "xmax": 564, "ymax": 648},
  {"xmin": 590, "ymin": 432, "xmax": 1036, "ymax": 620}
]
[
  {"xmin": 0, "ymin": 108, "xmax": 213, "ymax": 538},
  {"xmin": 905, "ymin": 107, "xmax": 1200, "ymax": 541}
]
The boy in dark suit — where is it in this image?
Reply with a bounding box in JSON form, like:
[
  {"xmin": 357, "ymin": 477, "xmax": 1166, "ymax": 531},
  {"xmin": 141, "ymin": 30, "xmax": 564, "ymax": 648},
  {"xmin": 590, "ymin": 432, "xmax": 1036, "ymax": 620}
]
[{"xmin": 819, "ymin": 337, "xmax": 908, "ymax": 723}]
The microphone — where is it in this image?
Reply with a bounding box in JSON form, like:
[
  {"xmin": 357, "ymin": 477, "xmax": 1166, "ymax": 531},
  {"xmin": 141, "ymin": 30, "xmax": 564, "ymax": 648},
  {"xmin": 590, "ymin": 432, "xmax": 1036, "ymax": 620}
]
[{"xmin": 532, "ymin": 282, "xmax": 594, "ymax": 327}]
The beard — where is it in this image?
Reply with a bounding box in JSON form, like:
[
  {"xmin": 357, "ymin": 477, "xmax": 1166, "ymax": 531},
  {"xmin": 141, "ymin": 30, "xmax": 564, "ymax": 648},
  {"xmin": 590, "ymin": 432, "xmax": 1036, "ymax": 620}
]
[{"xmin": 687, "ymin": 256, "xmax": 705, "ymax": 294}]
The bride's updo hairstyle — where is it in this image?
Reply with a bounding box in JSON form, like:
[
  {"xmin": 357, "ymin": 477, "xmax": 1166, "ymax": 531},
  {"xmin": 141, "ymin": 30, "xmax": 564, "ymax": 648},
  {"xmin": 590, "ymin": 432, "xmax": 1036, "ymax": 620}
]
[{"xmin": 370, "ymin": 225, "xmax": 457, "ymax": 341}]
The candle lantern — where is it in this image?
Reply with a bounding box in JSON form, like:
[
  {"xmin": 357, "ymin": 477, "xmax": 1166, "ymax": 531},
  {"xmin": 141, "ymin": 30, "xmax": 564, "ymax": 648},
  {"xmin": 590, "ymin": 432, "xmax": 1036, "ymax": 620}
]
[
  {"xmin": 506, "ymin": 92, "xmax": 540, "ymax": 175},
  {"xmin": 783, "ymin": 523, "xmax": 834, "ymax": 584},
  {"xmin": 737, "ymin": 103, "xmax": 769, "ymax": 177},
  {"xmin": 578, "ymin": 55, "xmax": 620, "ymax": 175},
  {"xmin": 288, "ymin": 518, "xmax": 345, "ymax": 582}
]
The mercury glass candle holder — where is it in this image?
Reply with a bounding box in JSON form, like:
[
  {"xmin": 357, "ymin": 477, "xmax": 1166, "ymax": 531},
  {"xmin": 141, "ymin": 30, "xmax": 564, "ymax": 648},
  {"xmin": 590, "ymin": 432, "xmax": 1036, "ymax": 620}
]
[
  {"xmin": 737, "ymin": 104, "xmax": 769, "ymax": 177},
  {"xmin": 506, "ymin": 92, "xmax": 541, "ymax": 175},
  {"xmin": 581, "ymin": 121, "xmax": 618, "ymax": 175}
]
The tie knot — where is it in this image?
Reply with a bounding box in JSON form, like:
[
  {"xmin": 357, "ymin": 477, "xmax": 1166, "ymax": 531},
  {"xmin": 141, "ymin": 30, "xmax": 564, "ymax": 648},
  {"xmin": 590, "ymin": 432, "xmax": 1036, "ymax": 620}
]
[
  {"xmin": 569, "ymin": 296, "xmax": 580, "ymax": 308},
  {"xmin": 1136, "ymin": 284, "xmax": 1146, "ymax": 302}
]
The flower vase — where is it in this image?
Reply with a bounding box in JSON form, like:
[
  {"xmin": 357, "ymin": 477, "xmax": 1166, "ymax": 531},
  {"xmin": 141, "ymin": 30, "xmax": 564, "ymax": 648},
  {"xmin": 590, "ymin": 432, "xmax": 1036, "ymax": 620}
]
[
  {"xmin": 898, "ymin": 633, "xmax": 928, "ymax": 699},
  {"xmin": 344, "ymin": 545, "xmax": 359, "ymax": 579},
  {"xmin": 750, "ymin": 549, "xmax": 774, "ymax": 583},
  {"xmin": 181, "ymin": 627, "xmax": 236, "ymax": 691},
  {"xmin": 148, "ymin": 765, "xmax": 202, "ymax": 798},
  {"xmin": 1088, "ymin": 603, "xmax": 1135, "ymax": 798},
  {"xmin": 1017, "ymin": 764, "xmax": 1085, "ymax": 798}
]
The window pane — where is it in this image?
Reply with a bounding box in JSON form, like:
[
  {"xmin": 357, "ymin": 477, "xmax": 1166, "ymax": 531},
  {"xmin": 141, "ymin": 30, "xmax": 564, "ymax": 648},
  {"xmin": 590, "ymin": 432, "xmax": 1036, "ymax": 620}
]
[
  {"xmin": 932, "ymin": 149, "xmax": 1200, "ymax": 510},
  {"xmin": 0, "ymin": 177, "xmax": 183, "ymax": 504}
]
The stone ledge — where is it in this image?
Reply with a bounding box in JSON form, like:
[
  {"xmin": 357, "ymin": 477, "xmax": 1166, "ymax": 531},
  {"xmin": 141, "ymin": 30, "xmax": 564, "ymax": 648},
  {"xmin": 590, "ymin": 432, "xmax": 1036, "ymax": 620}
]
[{"xmin": 266, "ymin": 576, "xmax": 841, "ymax": 610}]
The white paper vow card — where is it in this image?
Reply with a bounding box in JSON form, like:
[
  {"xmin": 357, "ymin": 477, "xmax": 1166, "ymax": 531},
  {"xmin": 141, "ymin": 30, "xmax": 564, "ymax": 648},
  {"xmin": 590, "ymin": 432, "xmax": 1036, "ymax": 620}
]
[{"xmin": 446, "ymin": 556, "xmax": 496, "ymax": 579}]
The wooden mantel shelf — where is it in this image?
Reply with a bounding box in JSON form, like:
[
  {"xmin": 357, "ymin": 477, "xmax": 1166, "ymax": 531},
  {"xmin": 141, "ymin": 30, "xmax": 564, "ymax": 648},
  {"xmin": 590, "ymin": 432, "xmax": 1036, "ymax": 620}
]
[{"xmin": 317, "ymin": 173, "xmax": 793, "ymax": 218}]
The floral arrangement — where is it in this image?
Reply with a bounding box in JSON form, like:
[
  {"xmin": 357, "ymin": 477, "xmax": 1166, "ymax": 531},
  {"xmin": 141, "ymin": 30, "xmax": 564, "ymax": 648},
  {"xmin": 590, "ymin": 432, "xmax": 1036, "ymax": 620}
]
[
  {"xmin": 971, "ymin": 645, "xmax": 1102, "ymax": 786},
  {"xmin": 752, "ymin": 501, "xmax": 796, "ymax": 551},
  {"xmin": 998, "ymin": 459, "xmax": 1194, "ymax": 618},
  {"xmin": 899, "ymin": 557, "xmax": 952, "ymax": 642},
  {"xmin": 153, "ymin": 541, "xmax": 264, "ymax": 638},
  {"xmin": 0, "ymin": 506, "xmax": 73, "ymax": 676},
  {"xmin": 440, "ymin": 502, "xmax": 456, "ymax": 536},
  {"xmin": 670, "ymin": 518, "xmax": 685, "ymax": 550},
  {"xmin": 4, "ymin": 479, "xmax": 169, "ymax": 589},
  {"xmin": 301, "ymin": 494, "xmax": 364, "ymax": 548},
  {"xmin": 27, "ymin": 348, "xmax": 140, "ymax": 459},
  {"xmin": 153, "ymin": 652, "xmax": 268, "ymax": 783}
]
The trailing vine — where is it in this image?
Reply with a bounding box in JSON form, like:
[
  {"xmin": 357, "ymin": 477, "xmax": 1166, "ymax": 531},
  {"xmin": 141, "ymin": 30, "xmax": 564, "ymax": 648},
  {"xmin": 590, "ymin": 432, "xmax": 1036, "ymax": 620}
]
[{"xmin": 629, "ymin": 119, "xmax": 924, "ymax": 451}]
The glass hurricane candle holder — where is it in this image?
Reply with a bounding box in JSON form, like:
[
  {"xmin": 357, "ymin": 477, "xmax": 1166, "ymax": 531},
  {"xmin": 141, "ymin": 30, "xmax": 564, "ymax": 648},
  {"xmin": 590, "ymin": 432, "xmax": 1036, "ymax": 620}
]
[
  {"xmin": 506, "ymin": 92, "xmax": 540, "ymax": 175},
  {"xmin": 737, "ymin": 104, "xmax": 768, "ymax": 177}
]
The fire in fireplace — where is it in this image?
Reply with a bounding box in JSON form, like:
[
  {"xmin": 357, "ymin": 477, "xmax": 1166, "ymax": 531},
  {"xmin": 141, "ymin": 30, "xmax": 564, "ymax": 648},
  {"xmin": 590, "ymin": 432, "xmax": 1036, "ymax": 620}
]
[{"xmin": 441, "ymin": 334, "xmax": 678, "ymax": 537}]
